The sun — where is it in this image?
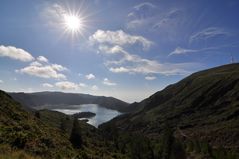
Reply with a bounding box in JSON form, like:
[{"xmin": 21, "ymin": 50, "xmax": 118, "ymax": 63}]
[
  {"xmin": 64, "ymin": 14, "xmax": 82, "ymax": 32},
  {"xmin": 54, "ymin": 4, "xmax": 93, "ymax": 38}
]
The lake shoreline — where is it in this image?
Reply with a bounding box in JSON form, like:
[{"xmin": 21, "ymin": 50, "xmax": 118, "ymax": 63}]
[{"xmin": 52, "ymin": 104, "xmax": 121, "ymax": 127}]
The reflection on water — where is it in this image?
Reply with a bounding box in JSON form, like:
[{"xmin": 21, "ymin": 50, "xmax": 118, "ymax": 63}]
[{"xmin": 53, "ymin": 104, "xmax": 121, "ymax": 127}]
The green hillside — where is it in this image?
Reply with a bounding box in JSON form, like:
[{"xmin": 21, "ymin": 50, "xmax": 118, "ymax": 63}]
[
  {"xmin": 100, "ymin": 63, "xmax": 239, "ymax": 159},
  {"xmin": 0, "ymin": 90, "xmax": 75, "ymax": 158},
  {"xmin": 0, "ymin": 91, "xmax": 126, "ymax": 159}
]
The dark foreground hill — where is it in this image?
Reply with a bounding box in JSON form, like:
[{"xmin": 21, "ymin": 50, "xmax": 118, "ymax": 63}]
[
  {"xmin": 100, "ymin": 63, "xmax": 239, "ymax": 159},
  {"xmin": 0, "ymin": 90, "xmax": 127, "ymax": 158},
  {"xmin": 0, "ymin": 90, "xmax": 75, "ymax": 158},
  {"xmin": 9, "ymin": 91, "xmax": 129, "ymax": 112}
]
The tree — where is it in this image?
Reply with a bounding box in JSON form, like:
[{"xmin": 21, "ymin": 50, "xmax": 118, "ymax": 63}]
[
  {"xmin": 35, "ymin": 111, "xmax": 40, "ymax": 118},
  {"xmin": 60, "ymin": 117, "xmax": 70, "ymax": 133},
  {"xmin": 70, "ymin": 118, "xmax": 82, "ymax": 149}
]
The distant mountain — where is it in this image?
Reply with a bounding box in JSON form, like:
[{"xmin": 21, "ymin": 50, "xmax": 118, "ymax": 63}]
[
  {"xmin": 101, "ymin": 63, "xmax": 239, "ymax": 158},
  {"xmin": 9, "ymin": 91, "xmax": 130, "ymax": 112}
]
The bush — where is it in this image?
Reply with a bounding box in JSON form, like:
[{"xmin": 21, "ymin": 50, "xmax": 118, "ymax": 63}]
[{"xmin": 70, "ymin": 118, "xmax": 82, "ymax": 149}]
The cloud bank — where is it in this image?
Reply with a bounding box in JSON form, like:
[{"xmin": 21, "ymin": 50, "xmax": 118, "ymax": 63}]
[{"xmin": 90, "ymin": 29, "xmax": 196, "ymax": 76}]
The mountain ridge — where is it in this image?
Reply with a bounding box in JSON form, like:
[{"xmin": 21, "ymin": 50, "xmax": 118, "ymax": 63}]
[
  {"xmin": 100, "ymin": 63, "xmax": 239, "ymax": 158},
  {"xmin": 9, "ymin": 91, "xmax": 130, "ymax": 112}
]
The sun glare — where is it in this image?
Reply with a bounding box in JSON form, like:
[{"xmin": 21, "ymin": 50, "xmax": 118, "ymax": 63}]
[
  {"xmin": 54, "ymin": 3, "xmax": 92, "ymax": 38},
  {"xmin": 64, "ymin": 14, "xmax": 82, "ymax": 32}
]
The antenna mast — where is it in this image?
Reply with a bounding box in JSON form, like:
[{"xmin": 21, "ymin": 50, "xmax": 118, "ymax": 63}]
[{"xmin": 230, "ymin": 53, "xmax": 235, "ymax": 64}]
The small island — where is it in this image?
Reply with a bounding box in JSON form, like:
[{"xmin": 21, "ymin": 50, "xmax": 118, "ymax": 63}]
[{"xmin": 72, "ymin": 112, "xmax": 96, "ymax": 118}]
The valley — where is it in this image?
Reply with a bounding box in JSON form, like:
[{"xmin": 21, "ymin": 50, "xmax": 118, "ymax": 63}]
[{"xmin": 0, "ymin": 64, "xmax": 239, "ymax": 158}]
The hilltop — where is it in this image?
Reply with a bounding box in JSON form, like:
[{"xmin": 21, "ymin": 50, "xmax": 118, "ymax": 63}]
[{"xmin": 101, "ymin": 63, "xmax": 239, "ymax": 159}]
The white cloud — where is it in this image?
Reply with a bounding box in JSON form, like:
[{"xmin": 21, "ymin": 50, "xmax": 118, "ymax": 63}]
[
  {"xmin": 108, "ymin": 62, "xmax": 192, "ymax": 76},
  {"xmin": 145, "ymin": 76, "xmax": 156, "ymax": 80},
  {"xmin": 100, "ymin": 45, "xmax": 194, "ymax": 75},
  {"xmin": 169, "ymin": 42, "xmax": 239, "ymax": 56},
  {"xmin": 0, "ymin": 45, "xmax": 34, "ymax": 62},
  {"xmin": 79, "ymin": 83, "xmax": 87, "ymax": 87},
  {"xmin": 91, "ymin": 85, "xmax": 99, "ymax": 91},
  {"xmin": 103, "ymin": 78, "xmax": 117, "ymax": 86},
  {"xmin": 85, "ymin": 73, "xmax": 95, "ymax": 80},
  {"xmin": 89, "ymin": 30, "xmax": 153, "ymax": 50},
  {"xmin": 110, "ymin": 60, "xmax": 196, "ymax": 75},
  {"xmin": 126, "ymin": 19, "xmax": 152, "ymax": 30},
  {"xmin": 55, "ymin": 81, "xmax": 78, "ymax": 90},
  {"xmin": 169, "ymin": 47, "xmax": 198, "ymax": 56},
  {"xmin": 30, "ymin": 61, "xmax": 43, "ymax": 66},
  {"xmin": 51, "ymin": 64, "xmax": 68, "ymax": 71},
  {"xmin": 126, "ymin": 4, "xmax": 185, "ymax": 40},
  {"xmin": 98, "ymin": 45, "xmax": 123, "ymax": 55},
  {"xmin": 133, "ymin": 2, "xmax": 156, "ymax": 10},
  {"xmin": 152, "ymin": 9, "xmax": 183, "ymax": 29},
  {"xmin": 37, "ymin": 56, "xmax": 48, "ymax": 63},
  {"xmin": 126, "ymin": 2, "xmax": 156, "ymax": 29},
  {"xmin": 109, "ymin": 67, "xmax": 130, "ymax": 73},
  {"xmin": 100, "ymin": 45, "xmax": 148, "ymax": 65},
  {"xmin": 190, "ymin": 27, "xmax": 230, "ymax": 43},
  {"xmin": 42, "ymin": 83, "xmax": 54, "ymax": 88},
  {"xmin": 89, "ymin": 28, "xmax": 198, "ymax": 76},
  {"xmin": 42, "ymin": 3, "xmax": 66, "ymax": 27},
  {"xmin": 0, "ymin": 80, "xmax": 3, "ymax": 84},
  {"xmin": 17, "ymin": 65, "xmax": 66, "ymax": 80}
]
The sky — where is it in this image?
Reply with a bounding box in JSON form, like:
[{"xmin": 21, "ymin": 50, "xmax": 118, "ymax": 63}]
[{"xmin": 0, "ymin": 0, "xmax": 239, "ymax": 103}]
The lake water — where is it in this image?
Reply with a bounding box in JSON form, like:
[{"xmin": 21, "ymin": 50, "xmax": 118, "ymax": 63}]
[{"xmin": 53, "ymin": 104, "xmax": 121, "ymax": 127}]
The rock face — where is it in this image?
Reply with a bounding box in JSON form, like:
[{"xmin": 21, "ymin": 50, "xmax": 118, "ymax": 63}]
[
  {"xmin": 9, "ymin": 91, "xmax": 130, "ymax": 112},
  {"xmin": 102, "ymin": 63, "xmax": 239, "ymax": 150}
]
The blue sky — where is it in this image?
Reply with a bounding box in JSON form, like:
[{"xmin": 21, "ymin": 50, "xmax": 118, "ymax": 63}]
[{"xmin": 0, "ymin": 0, "xmax": 239, "ymax": 102}]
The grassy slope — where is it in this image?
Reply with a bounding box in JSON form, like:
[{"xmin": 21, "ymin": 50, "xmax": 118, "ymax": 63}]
[
  {"xmin": 0, "ymin": 90, "xmax": 127, "ymax": 158},
  {"xmin": 0, "ymin": 90, "xmax": 76, "ymax": 158},
  {"xmin": 37, "ymin": 109, "xmax": 128, "ymax": 159},
  {"xmin": 101, "ymin": 63, "xmax": 239, "ymax": 158}
]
